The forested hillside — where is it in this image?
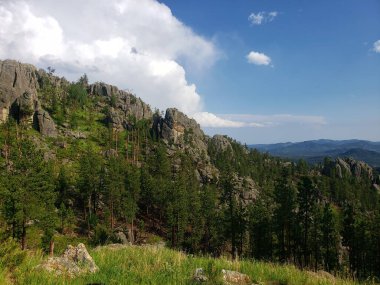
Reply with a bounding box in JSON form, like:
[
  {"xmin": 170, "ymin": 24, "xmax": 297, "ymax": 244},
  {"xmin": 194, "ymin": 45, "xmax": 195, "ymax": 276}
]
[{"xmin": 0, "ymin": 60, "xmax": 379, "ymax": 281}]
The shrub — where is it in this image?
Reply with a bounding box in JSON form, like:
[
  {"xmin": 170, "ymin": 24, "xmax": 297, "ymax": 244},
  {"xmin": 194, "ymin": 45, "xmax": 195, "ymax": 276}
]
[{"xmin": 0, "ymin": 238, "xmax": 26, "ymax": 269}]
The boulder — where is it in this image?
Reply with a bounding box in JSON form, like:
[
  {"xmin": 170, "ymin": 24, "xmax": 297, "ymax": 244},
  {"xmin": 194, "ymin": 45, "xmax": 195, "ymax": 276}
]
[
  {"xmin": 34, "ymin": 110, "xmax": 57, "ymax": 137},
  {"xmin": 115, "ymin": 231, "xmax": 129, "ymax": 245},
  {"xmin": 193, "ymin": 268, "xmax": 208, "ymax": 282},
  {"xmin": 38, "ymin": 243, "xmax": 98, "ymax": 278},
  {"xmin": 221, "ymin": 269, "xmax": 251, "ymax": 285}
]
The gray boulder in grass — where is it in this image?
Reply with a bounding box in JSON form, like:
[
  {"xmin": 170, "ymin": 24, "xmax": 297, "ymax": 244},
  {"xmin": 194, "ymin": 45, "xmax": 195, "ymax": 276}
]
[
  {"xmin": 39, "ymin": 243, "xmax": 98, "ymax": 278},
  {"xmin": 193, "ymin": 268, "xmax": 208, "ymax": 282},
  {"xmin": 221, "ymin": 269, "xmax": 252, "ymax": 285}
]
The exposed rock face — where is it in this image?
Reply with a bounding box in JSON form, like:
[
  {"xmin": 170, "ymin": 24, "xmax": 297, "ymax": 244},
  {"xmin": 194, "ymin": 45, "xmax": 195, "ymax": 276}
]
[
  {"xmin": 10, "ymin": 91, "xmax": 38, "ymax": 123},
  {"xmin": 232, "ymin": 174, "xmax": 259, "ymax": 205},
  {"xmin": 39, "ymin": 243, "xmax": 98, "ymax": 278},
  {"xmin": 325, "ymin": 157, "xmax": 374, "ymax": 180},
  {"xmin": 115, "ymin": 231, "xmax": 129, "ymax": 245},
  {"xmin": 34, "ymin": 110, "xmax": 57, "ymax": 137},
  {"xmin": 336, "ymin": 158, "xmax": 373, "ymax": 179},
  {"xmin": 0, "ymin": 60, "xmax": 58, "ymax": 136},
  {"xmin": 0, "ymin": 60, "xmax": 40, "ymax": 119},
  {"xmin": 156, "ymin": 108, "xmax": 219, "ymax": 183},
  {"xmin": 336, "ymin": 158, "xmax": 351, "ymax": 178},
  {"xmin": 211, "ymin": 135, "xmax": 232, "ymax": 153},
  {"xmin": 221, "ymin": 269, "xmax": 251, "ymax": 285},
  {"xmin": 160, "ymin": 108, "xmax": 204, "ymax": 145},
  {"xmin": 89, "ymin": 82, "xmax": 152, "ymax": 129}
]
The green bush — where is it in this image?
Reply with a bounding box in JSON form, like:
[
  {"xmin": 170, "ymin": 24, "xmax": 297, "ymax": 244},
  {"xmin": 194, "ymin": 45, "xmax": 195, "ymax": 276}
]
[
  {"xmin": 0, "ymin": 238, "xmax": 26, "ymax": 269},
  {"xmin": 68, "ymin": 83, "xmax": 87, "ymax": 109},
  {"xmin": 92, "ymin": 224, "xmax": 110, "ymax": 246}
]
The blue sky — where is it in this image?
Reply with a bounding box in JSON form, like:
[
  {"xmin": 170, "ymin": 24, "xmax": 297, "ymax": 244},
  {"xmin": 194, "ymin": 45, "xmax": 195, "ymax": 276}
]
[
  {"xmin": 0, "ymin": 0, "xmax": 379, "ymax": 143},
  {"xmin": 160, "ymin": 0, "xmax": 380, "ymax": 143}
]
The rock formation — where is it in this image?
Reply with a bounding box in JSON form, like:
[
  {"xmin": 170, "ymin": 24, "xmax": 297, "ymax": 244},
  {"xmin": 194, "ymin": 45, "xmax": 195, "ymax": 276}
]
[
  {"xmin": 193, "ymin": 268, "xmax": 208, "ymax": 282},
  {"xmin": 38, "ymin": 243, "xmax": 98, "ymax": 278},
  {"xmin": 221, "ymin": 269, "xmax": 252, "ymax": 285},
  {"xmin": 88, "ymin": 82, "xmax": 152, "ymax": 129},
  {"xmin": 155, "ymin": 108, "xmax": 219, "ymax": 183},
  {"xmin": 335, "ymin": 158, "xmax": 373, "ymax": 180},
  {"xmin": 0, "ymin": 60, "xmax": 38, "ymax": 123},
  {"xmin": 0, "ymin": 60, "xmax": 256, "ymax": 186},
  {"xmin": 211, "ymin": 135, "xmax": 233, "ymax": 153},
  {"xmin": 0, "ymin": 59, "xmax": 57, "ymax": 136}
]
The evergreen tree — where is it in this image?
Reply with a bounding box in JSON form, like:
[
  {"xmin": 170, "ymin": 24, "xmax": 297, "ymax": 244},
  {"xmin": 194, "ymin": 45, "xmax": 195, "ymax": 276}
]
[
  {"xmin": 1, "ymin": 137, "xmax": 57, "ymax": 250},
  {"xmin": 296, "ymin": 176, "xmax": 319, "ymax": 267},
  {"xmin": 274, "ymin": 169, "xmax": 297, "ymax": 262},
  {"xmin": 77, "ymin": 147, "xmax": 102, "ymax": 234},
  {"xmin": 321, "ymin": 203, "xmax": 340, "ymax": 272},
  {"xmin": 123, "ymin": 164, "xmax": 140, "ymax": 243}
]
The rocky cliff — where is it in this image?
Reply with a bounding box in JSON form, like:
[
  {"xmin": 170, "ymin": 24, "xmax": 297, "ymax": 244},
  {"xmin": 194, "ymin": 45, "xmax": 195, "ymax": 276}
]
[
  {"xmin": 88, "ymin": 82, "xmax": 152, "ymax": 130},
  {"xmin": 0, "ymin": 60, "xmax": 58, "ymax": 136},
  {"xmin": 0, "ymin": 60, "xmax": 222, "ymax": 182}
]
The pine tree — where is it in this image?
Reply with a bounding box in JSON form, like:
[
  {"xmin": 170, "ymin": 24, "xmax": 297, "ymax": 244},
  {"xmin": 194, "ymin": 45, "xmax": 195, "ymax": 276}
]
[
  {"xmin": 274, "ymin": 169, "xmax": 297, "ymax": 262},
  {"xmin": 1, "ymin": 137, "xmax": 57, "ymax": 250},
  {"xmin": 123, "ymin": 164, "xmax": 140, "ymax": 243},
  {"xmin": 296, "ymin": 176, "xmax": 319, "ymax": 267},
  {"xmin": 77, "ymin": 147, "xmax": 102, "ymax": 235},
  {"xmin": 321, "ymin": 203, "xmax": 340, "ymax": 272}
]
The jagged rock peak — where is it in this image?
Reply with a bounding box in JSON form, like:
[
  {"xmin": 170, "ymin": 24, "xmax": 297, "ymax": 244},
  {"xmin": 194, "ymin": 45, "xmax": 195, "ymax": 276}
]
[
  {"xmin": 0, "ymin": 60, "xmax": 58, "ymax": 136},
  {"xmin": 89, "ymin": 82, "xmax": 152, "ymax": 129},
  {"xmin": 211, "ymin": 135, "xmax": 233, "ymax": 152},
  {"xmin": 160, "ymin": 108, "xmax": 204, "ymax": 144},
  {"xmin": 335, "ymin": 157, "xmax": 373, "ymax": 179},
  {"xmin": 0, "ymin": 60, "xmax": 39, "ymax": 122}
]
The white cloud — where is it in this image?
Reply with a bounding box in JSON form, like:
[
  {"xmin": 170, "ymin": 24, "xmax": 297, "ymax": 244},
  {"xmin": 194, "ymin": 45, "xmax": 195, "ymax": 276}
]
[
  {"xmin": 192, "ymin": 113, "xmax": 326, "ymax": 129},
  {"xmin": 248, "ymin": 11, "xmax": 278, "ymax": 25},
  {"xmin": 0, "ymin": 0, "xmax": 219, "ymax": 115},
  {"xmin": 373, "ymin": 40, "xmax": 380, "ymax": 53},
  {"xmin": 246, "ymin": 51, "xmax": 271, "ymax": 66},
  {"xmin": 219, "ymin": 114, "xmax": 327, "ymax": 127},
  {"xmin": 193, "ymin": 112, "xmax": 247, "ymax": 128}
]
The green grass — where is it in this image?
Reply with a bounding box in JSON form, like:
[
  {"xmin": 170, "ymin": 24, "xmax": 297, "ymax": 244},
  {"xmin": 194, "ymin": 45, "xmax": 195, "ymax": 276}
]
[{"xmin": 6, "ymin": 245, "xmax": 368, "ymax": 285}]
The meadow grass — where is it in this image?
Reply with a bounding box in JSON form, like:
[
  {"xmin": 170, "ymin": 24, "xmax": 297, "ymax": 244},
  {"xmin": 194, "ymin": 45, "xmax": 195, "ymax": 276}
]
[{"xmin": 7, "ymin": 245, "xmax": 369, "ymax": 285}]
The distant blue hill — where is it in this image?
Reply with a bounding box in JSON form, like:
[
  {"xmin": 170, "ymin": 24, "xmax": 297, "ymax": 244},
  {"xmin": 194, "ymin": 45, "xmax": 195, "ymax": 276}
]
[{"xmin": 249, "ymin": 139, "xmax": 380, "ymax": 167}]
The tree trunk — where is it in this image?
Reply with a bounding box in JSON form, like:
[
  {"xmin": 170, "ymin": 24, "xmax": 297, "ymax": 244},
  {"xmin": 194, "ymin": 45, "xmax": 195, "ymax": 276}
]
[
  {"xmin": 87, "ymin": 197, "xmax": 91, "ymax": 236},
  {"xmin": 49, "ymin": 239, "xmax": 54, "ymax": 256},
  {"xmin": 110, "ymin": 201, "xmax": 114, "ymax": 230},
  {"xmin": 131, "ymin": 219, "xmax": 134, "ymax": 244},
  {"xmin": 21, "ymin": 220, "xmax": 26, "ymax": 250}
]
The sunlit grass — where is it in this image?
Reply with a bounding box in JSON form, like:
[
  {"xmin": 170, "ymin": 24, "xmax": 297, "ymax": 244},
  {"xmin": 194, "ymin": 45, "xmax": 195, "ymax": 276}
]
[{"xmin": 7, "ymin": 245, "xmax": 368, "ymax": 285}]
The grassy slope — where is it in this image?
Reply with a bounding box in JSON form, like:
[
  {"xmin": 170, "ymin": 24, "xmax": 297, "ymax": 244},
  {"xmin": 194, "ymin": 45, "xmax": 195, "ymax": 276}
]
[{"xmin": 8, "ymin": 245, "xmax": 364, "ymax": 285}]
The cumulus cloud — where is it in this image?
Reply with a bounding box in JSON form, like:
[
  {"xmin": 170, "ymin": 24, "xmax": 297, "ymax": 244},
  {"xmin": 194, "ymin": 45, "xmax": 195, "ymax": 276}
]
[
  {"xmin": 192, "ymin": 113, "xmax": 326, "ymax": 128},
  {"xmin": 193, "ymin": 112, "xmax": 247, "ymax": 128},
  {"xmin": 219, "ymin": 114, "xmax": 327, "ymax": 127},
  {"xmin": 248, "ymin": 11, "xmax": 278, "ymax": 25},
  {"xmin": 0, "ymin": 0, "xmax": 219, "ymax": 115},
  {"xmin": 246, "ymin": 51, "xmax": 271, "ymax": 66},
  {"xmin": 373, "ymin": 40, "xmax": 380, "ymax": 53}
]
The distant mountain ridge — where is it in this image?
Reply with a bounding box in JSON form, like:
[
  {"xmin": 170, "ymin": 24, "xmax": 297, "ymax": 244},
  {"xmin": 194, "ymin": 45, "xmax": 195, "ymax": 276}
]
[{"xmin": 250, "ymin": 139, "xmax": 380, "ymax": 167}]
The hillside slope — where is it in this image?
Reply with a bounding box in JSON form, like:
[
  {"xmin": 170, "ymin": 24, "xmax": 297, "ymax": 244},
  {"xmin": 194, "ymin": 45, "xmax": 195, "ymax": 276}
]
[
  {"xmin": 9, "ymin": 244, "xmax": 360, "ymax": 285},
  {"xmin": 0, "ymin": 59, "xmax": 379, "ymax": 281}
]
